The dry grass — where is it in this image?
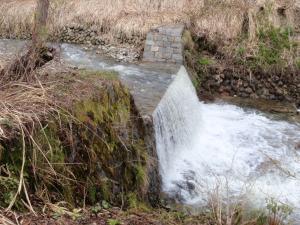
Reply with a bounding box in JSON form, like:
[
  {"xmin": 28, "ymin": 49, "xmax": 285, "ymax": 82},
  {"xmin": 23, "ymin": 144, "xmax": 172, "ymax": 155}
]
[
  {"xmin": 0, "ymin": 0, "xmax": 298, "ymax": 45},
  {"xmin": 0, "ymin": 81, "xmax": 55, "ymax": 139},
  {"xmin": 0, "ymin": 77, "xmax": 58, "ymax": 213},
  {"xmin": 0, "ymin": 0, "xmax": 252, "ymax": 42},
  {"xmin": 205, "ymin": 180, "xmax": 294, "ymax": 225}
]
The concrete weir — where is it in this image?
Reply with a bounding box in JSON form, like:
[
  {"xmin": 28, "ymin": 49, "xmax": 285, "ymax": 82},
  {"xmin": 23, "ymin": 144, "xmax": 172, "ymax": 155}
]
[
  {"xmin": 2, "ymin": 26, "xmax": 300, "ymax": 218},
  {"xmin": 0, "ymin": 24, "xmax": 186, "ymax": 116},
  {"xmin": 0, "ymin": 25, "xmax": 186, "ymax": 205}
]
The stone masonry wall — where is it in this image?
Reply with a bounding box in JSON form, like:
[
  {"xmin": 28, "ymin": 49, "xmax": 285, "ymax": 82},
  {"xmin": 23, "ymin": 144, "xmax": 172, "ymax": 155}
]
[
  {"xmin": 143, "ymin": 25, "xmax": 184, "ymax": 64},
  {"xmin": 200, "ymin": 67, "xmax": 300, "ymax": 107}
]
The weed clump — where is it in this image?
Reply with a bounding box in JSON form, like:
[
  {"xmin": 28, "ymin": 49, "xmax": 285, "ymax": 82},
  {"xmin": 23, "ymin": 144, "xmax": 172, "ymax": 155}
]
[
  {"xmin": 234, "ymin": 25, "xmax": 298, "ymax": 72},
  {"xmin": 254, "ymin": 26, "xmax": 297, "ymax": 69}
]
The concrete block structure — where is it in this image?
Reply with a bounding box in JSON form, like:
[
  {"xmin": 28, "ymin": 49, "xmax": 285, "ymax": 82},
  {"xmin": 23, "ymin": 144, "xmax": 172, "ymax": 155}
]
[{"xmin": 143, "ymin": 25, "xmax": 185, "ymax": 64}]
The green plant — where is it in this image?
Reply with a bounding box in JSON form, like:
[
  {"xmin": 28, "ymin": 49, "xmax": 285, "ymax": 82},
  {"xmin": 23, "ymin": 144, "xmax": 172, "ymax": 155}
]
[
  {"xmin": 101, "ymin": 200, "xmax": 110, "ymax": 209},
  {"xmin": 266, "ymin": 198, "xmax": 293, "ymax": 225},
  {"xmin": 255, "ymin": 211, "xmax": 268, "ymax": 225},
  {"xmin": 91, "ymin": 203, "xmax": 102, "ymax": 214},
  {"xmin": 296, "ymin": 58, "xmax": 300, "ymax": 69},
  {"xmin": 198, "ymin": 57, "xmax": 212, "ymax": 66},
  {"xmin": 88, "ymin": 184, "xmax": 97, "ymax": 204},
  {"xmin": 126, "ymin": 192, "xmax": 150, "ymax": 212},
  {"xmin": 49, "ymin": 203, "xmax": 82, "ymax": 220},
  {"xmin": 0, "ymin": 176, "xmax": 19, "ymax": 207},
  {"xmin": 127, "ymin": 192, "xmax": 138, "ymax": 209},
  {"xmin": 237, "ymin": 46, "xmax": 246, "ymax": 57},
  {"xmin": 192, "ymin": 77, "xmax": 201, "ymax": 89},
  {"xmin": 108, "ymin": 219, "xmax": 121, "ymax": 225},
  {"xmin": 254, "ymin": 25, "xmax": 296, "ymax": 69}
]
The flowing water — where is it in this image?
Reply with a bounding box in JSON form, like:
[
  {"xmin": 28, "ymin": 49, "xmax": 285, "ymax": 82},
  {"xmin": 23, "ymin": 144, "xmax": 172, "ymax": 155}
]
[
  {"xmin": 154, "ymin": 67, "xmax": 300, "ymax": 219},
  {"xmin": 59, "ymin": 43, "xmax": 180, "ymax": 115},
  {"xmin": 1, "ymin": 39, "xmax": 300, "ymax": 218},
  {"xmin": 0, "ymin": 39, "xmax": 178, "ymax": 115}
]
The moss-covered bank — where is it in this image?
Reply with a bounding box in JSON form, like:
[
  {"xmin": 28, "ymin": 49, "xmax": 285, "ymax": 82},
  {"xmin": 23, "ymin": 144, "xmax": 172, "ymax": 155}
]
[{"xmin": 0, "ymin": 69, "xmax": 156, "ymax": 210}]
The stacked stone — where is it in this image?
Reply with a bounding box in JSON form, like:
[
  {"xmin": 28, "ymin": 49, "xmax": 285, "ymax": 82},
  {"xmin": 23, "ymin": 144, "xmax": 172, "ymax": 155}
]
[
  {"xmin": 58, "ymin": 26, "xmax": 105, "ymax": 45},
  {"xmin": 201, "ymin": 68, "xmax": 300, "ymax": 106},
  {"xmin": 143, "ymin": 25, "xmax": 184, "ymax": 64}
]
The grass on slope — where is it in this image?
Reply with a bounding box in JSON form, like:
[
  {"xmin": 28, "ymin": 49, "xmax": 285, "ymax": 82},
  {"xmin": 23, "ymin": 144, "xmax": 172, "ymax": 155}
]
[{"xmin": 0, "ymin": 0, "xmax": 248, "ymax": 42}]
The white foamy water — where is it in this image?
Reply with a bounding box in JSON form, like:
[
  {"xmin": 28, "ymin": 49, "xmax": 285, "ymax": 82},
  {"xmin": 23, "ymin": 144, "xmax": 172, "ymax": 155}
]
[{"xmin": 154, "ymin": 67, "xmax": 300, "ymax": 217}]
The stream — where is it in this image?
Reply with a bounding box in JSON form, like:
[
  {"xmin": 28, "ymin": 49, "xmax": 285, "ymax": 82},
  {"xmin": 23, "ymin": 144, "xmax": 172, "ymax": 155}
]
[
  {"xmin": 154, "ymin": 68, "xmax": 300, "ymax": 220},
  {"xmin": 1, "ymin": 39, "xmax": 300, "ymax": 220}
]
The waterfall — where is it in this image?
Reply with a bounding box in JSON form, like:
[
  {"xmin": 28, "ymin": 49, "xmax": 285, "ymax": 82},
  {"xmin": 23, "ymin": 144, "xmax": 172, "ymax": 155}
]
[
  {"xmin": 153, "ymin": 66, "xmax": 300, "ymax": 218},
  {"xmin": 153, "ymin": 66, "xmax": 201, "ymax": 186}
]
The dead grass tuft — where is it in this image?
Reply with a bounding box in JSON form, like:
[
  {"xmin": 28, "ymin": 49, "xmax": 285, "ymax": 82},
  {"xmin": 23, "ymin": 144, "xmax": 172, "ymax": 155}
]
[{"xmin": 0, "ymin": 81, "xmax": 55, "ymax": 140}]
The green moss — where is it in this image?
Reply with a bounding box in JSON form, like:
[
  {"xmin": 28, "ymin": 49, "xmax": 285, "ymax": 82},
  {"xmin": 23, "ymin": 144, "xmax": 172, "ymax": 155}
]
[
  {"xmin": 0, "ymin": 140, "xmax": 27, "ymax": 209},
  {"xmin": 0, "ymin": 176, "xmax": 19, "ymax": 207},
  {"xmin": 107, "ymin": 219, "xmax": 121, "ymax": 225},
  {"xmin": 127, "ymin": 192, "xmax": 150, "ymax": 212},
  {"xmin": 134, "ymin": 164, "xmax": 146, "ymax": 187},
  {"xmin": 99, "ymin": 180, "xmax": 112, "ymax": 202},
  {"xmin": 87, "ymin": 184, "xmax": 97, "ymax": 204},
  {"xmin": 0, "ymin": 77, "xmax": 149, "ymax": 210},
  {"xmin": 78, "ymin": 69, "xmax": 118, "ymax": 80}
]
